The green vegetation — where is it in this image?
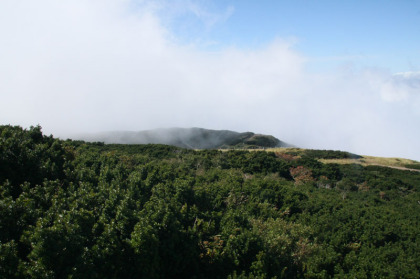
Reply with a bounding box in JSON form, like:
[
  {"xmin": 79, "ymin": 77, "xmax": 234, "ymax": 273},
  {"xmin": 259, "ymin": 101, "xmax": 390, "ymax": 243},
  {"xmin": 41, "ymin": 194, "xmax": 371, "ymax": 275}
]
[
  {"xmin": 1, "ymin": 125, "xmax": 419, "ymax": 278},
  {"xmin": 404, "ymin": 163, "xmax": 420, "ymax": 170}
]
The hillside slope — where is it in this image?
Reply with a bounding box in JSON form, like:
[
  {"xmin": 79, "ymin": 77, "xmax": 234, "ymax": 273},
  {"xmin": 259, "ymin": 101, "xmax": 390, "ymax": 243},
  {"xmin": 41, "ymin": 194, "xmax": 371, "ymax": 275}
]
[{"xmin": 1, "ymin": 125, "xmax": 419, "ymax": 278}]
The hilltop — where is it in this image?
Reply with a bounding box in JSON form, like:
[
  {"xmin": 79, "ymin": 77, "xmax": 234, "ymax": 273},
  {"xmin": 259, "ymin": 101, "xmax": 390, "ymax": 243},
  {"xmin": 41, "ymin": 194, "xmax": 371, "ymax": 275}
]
[{"xmin": 76, "ymin": 127, "xmax": 291, "ymax": 149}]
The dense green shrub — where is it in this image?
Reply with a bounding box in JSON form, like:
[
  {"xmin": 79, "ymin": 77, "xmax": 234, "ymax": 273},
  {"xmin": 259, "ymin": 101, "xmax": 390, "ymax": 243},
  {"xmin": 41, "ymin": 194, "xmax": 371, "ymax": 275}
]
[{"xmin": 1, "ymin": 125, "xmax": 419, "ymax": 278}]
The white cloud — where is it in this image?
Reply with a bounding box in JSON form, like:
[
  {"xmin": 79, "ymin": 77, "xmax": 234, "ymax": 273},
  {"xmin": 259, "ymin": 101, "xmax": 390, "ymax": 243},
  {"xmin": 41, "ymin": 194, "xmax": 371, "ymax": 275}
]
[
  {"xmin": 156, "ymin": 0, "xmax": 235, "ymax": 29},
  {"xmin": 0, "ymin": 0, "xmax": 419, "ymax": 160},
  {"xmin": 184, "ymin": 1, "xmax": 234, "ymax": 28},
  {"xmin": 366, "ymin": 71, "xmax": 420, "ymax": 102}
]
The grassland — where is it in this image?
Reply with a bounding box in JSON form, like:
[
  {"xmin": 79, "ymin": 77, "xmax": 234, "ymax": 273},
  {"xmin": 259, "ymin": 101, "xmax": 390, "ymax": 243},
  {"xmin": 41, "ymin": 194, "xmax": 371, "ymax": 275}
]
[
  {"xmin": 239, "ymin": 147, "xmax": 420, "ymax": 172},
  {"xmin": 319, "ymin": 156, "xmax": 420, "ymax": 172}
]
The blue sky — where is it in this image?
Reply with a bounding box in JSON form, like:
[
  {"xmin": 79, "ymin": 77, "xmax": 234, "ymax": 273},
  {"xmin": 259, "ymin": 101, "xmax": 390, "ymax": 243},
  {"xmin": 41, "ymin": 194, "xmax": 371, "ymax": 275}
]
[
  {"xmin": 162, "ymin": 0, "xmax": 419, "ymax": 72},
  {"xmin": 0, "ymin": 0, "xmax": 419, "ymax": 160},
  {"xmin": 159, "ymin": 1, "xmax": 420, "ymax": 72}
]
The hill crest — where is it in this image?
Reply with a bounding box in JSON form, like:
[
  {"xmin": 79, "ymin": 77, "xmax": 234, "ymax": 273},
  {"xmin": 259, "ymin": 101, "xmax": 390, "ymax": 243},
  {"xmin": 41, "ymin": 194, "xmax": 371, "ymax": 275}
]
[{"xmin": 77, "ymin": 127, "xmax": 290, "ymax": 149}]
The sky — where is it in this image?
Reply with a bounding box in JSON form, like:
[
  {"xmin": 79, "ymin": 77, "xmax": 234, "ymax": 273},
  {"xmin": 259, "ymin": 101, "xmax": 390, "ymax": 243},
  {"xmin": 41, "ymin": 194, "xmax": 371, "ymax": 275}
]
[{"xmin": 1, "ymin": 0, "xmax": 419, "ymax": 160}]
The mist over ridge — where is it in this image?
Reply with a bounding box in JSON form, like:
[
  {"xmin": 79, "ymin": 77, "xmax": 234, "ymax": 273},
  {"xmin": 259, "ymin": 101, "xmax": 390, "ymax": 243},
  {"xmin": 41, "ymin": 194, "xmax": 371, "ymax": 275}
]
[
  {"xmin": 76, "ymin": 127, "xmax": 291, "ymax": 149},
  {"xmin": 1, "ymin": 1, "xmax": 419, "ymax": 161}
]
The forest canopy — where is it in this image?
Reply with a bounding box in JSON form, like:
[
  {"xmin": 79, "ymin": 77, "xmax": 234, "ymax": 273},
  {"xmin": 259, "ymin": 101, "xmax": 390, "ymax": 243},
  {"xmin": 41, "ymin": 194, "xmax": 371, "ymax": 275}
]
[{"xmin": 1, "ymin": 125, "xmax": 419, "ymax": 278}]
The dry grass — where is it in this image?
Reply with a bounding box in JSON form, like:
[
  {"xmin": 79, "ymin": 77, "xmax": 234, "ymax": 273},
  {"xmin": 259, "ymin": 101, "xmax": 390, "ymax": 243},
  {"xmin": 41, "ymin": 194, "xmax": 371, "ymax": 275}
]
[
  {"xmin": 319, "ymin": 156, "xmax": 420, "ymax": 172},
  {"xmin": 217, "ymin": 147, "xmax": 305, "ymax": 154},
  {"xmin": 264, "ymin": 147, "xmax": 305, "ymax": 153},
  {"xmin": 361, "ymin": 156, "xmax": 418, "ymax": 167},
  {"xmin": 266, "ymin": 148, "xmax": 420, "ymax": 170},
  {"xmin": 216, "ymin": 147, "xmax": 420, "ymax": 172},
  {"xmin": 318, "ymin": 158, "xmax": 362, "ymax": 165}
]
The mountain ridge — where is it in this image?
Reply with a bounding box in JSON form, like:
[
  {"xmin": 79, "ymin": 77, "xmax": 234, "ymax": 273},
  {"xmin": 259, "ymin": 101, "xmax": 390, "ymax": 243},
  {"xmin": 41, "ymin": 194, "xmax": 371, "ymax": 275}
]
[{"xmin": 76, "ymin": 127, "xmax": 291, "ymax": 149}]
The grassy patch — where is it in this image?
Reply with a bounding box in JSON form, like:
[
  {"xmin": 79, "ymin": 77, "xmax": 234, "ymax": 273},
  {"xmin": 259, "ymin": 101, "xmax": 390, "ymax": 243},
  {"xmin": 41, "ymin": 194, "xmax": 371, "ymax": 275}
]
[{"xmin": 319, "ymin": 156, "xmax": 420, "ymax": 171}]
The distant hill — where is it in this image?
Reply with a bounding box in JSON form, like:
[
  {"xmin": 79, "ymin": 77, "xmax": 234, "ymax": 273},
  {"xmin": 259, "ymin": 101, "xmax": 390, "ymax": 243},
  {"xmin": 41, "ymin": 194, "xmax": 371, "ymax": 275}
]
[{"xmin": 77, "ymin": 127, "xmax": 291, "ymax": 149}]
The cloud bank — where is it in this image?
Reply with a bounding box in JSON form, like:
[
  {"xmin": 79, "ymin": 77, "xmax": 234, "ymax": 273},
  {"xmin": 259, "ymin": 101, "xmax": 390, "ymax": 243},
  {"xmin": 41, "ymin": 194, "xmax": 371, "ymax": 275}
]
[{"xmin": 1, "ymin": 0, "xmax": 419, "ymax": 160}]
